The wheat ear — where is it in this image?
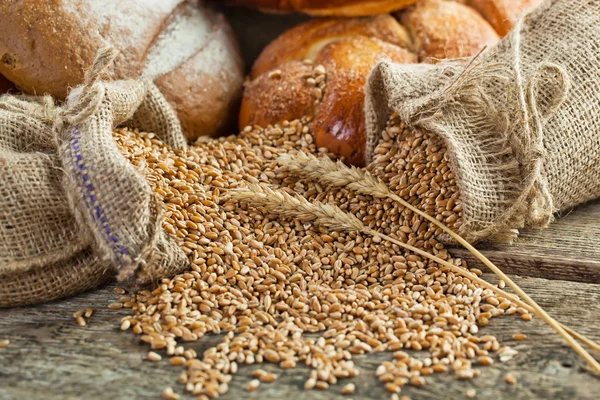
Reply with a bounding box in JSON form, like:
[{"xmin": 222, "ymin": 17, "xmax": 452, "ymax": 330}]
[{"xmin": 278, "ymin": 153, "xmax": 600, "ymax": 367}]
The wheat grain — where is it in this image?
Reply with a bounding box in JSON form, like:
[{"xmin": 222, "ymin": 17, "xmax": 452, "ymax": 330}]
[
  {"xmin": 111, "ymin": 117, "xmax": 600, "ymax": 400},
  {"xmin": 279, "ymin": 150, "xmax": 600, "ymax": 370},
  {"xmin": 505, "ymin": 373, "xmax": 517, "ymax": 384},
  {"xmin": 246, "ymin": 379, "xmax": 260, "ymax": 392}
]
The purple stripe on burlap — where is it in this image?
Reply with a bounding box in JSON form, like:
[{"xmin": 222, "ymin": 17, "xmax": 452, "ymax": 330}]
[{"xmin": 70, "ymin": 127, "xmax": 129, "ymax": 258}]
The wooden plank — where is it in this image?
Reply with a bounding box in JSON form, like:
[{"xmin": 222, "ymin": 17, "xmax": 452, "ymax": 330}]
[
  {"xmin": 1, "ymin": 275, "xmax": 599, "ymax": 400},
  {"xmin": 450, "ymin": 200, "xmax": 600, "ymax": 284}
]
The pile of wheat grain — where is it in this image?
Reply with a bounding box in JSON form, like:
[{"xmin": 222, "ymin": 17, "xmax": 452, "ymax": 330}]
[{"xmin": 112, "ymin": 117, "xmax": 522, "ymax": 400}]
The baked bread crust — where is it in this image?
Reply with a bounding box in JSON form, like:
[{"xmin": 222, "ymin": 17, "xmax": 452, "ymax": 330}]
[
  {"xmin": 241, "ymin": 15, "xmax": 415, "ymax": 165},
  {"xmin": 0, "ymin": 0, "xmax": 244, "ymax": 140},
  {"xmin": 399, "ymin": 0, "xmax": 499, "ymax": 62},
  {"xmin": 251, "ymin": 15, "xmax": 412, "ymax": 78},
  {"xmin": 468, "ymin": 0, "xmax": 543, "ymax": 37},
  {"xmin": 240, "ymin": 61, "xmax": 318, "ymax": 129},
  {"xmin": 313, "ymin": 36, "xmax": 417, "ymax": 165},
  {"xmin": 226, "ymin": 0, "xmax": 420, "ymax": 16},
  {"xmin": 241, "ymin": 0, "xmax": 541, "ymax": 165}
]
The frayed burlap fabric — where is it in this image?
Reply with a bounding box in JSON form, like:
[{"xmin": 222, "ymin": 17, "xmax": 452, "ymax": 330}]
[
  {"xmin": 0, "ymin": 48, "xmax": 189, "ymax": 307},
  {"xmin": 366, "ymin": 0, "xmax": 600, "ymax": 243}
]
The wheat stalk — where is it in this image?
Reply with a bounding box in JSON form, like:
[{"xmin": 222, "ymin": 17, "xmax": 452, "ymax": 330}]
[
  {"xmin": 233, "ymin": 183, "xmax": 364, "ymax": 233},
  {"xmin": 231, "ymin": 183, "xmax": 533, "ymax": 317},
  {"xmin": 278, "ymin": 153, "xmax": 600, "ymax": 369}
]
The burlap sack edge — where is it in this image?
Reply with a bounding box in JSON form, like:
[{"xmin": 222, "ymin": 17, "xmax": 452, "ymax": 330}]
[
  {"xmin": 0, "ymin": 48, "xmax": 191, "ymax": 307},
  {"xmin": 363, "ymin": 0, "xmax": 559, "ymax": 244},
  {"xmin": 56, "ymin": 67, "xmax": 192, "ymax": 286}
]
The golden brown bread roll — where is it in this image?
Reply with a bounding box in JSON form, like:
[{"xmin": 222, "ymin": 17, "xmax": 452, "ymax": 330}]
[
  {"xmin": 241, "ymin": 0, "xmax": 535, "ymax": 166},
  {"xmin": 468, "ymin": 0, "xmax": 544, "ymax": 37},
  {"xmin": 240, "ymin": 61, "xmax": 319, "ymax": 128},
  {"xmin": 239, "ymin": 15, "xmax": 416, "ymax": 164},
  {"xmin": 225, "ymin": 0, "xmax": 420, "ymax": 16},
  {"xmin": 240, "ymin": 15, "xmax": 416, "ymax": 165},
  {"xmin": 313, "ymin": 37, "xmax": 416, "ymax": 165},
  {"xmin": 251, "ymin": 15, "xmax": 413, "ymax": 78},
  {"xmin": 0, "ymin": 0, "xmax": 244, "ymax": 141},
  {"xmin": 399, "ymin": 0, "xmax": 499, "ymax": 62}
]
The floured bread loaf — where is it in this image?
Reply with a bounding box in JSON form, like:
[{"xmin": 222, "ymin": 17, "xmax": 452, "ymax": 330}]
[{"xmin": 0, "ymin": 0, "xmax": 244, "ymax": 140}]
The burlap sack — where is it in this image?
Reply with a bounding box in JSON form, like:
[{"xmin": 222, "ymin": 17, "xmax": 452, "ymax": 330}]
[
  {"xmin": 0, "ymin": 49, "xmax": 189, "ymax": 307},
  {"xmin": 365, "ymin": 0, "xmax": 600, "ymax": 243}
]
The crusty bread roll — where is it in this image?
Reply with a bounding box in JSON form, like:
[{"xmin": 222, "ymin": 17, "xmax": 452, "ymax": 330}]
[
  {"xmin": 468, "ymin": 0, "xmax": 543, "ymax": 37},
  {"xmin": 399, "ymin": 0, "xmax": 499, "ymax": 62},
  {"xmin": 241, "ymin": 0, "xmax": 536, "ymax": 166},
  {"xmin": 313, "ymin": 37, "xmax": 416, "ymax": 165},
  {"xmin": 240, "ymin": 15, "xmax": 415, "ymax": 165},
  {"xmin": 225, "ymin": 0, "xmax": 420, "ymax": 16},
  {"xmin": 0, "ymin": 0, "xmax": 244, "ymax": 140},
  {"xmin": 240, "ymin": 61, "xmax": 319, "ymax": 129},
  {"xmin": 250, "ymin": 15, "xmax": 413, "ymax": 78}
]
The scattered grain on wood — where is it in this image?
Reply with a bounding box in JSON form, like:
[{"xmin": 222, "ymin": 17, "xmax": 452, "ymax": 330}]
[
  {"xmin": 505, "ymin": 373, "xmax": 517, "ymax": 384},
  {"xmin": 246, "ymin": 379, "xmax": 260, "ymax": 392},
  {"xmin": 340, "ymin": 383, "xmax": 355, "ymax": 395},
  {"xmin": 161, "ymin": 387, "xmax": 180, "ymax": 400},
  {"xmin": 478, "ymin": 356, "xmax": 494, "ymax": 366},
  {"xmin": 120, "ymin": 319, "xmax": 131, "ymax": 331},
  {"xmin": 108, "ymin": 302, "xmax": 123, "ymax": 310},
  {"xmin": 260, "ymin": 373, "xmax": 278, "ymax": 383},
  {"xmin": 147, "ymin": 351, "xmax": 162, "ymax": 362},
  {"xmin": 252, "ymin": 369, "xmax": 267, "ymax": 379},
  {"xmin": 110, "ymin": 117, "xmax": 525, "ymax": 399}
]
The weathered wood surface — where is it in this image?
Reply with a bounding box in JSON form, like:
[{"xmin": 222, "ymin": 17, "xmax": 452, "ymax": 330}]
[
  {"xmin": 1, "ymin": 274, "xmax": 599, "ymax": 400},
  {"xmin": 450, "ymin": 200, "xmax": 600, "ymax": 284},
  {"xmin": 2, "ymin": 202, "xmax": 599, "ymax": 399}
]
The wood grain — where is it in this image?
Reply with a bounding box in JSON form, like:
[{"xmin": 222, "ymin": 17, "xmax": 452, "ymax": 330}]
[
  {"xmin": 1, "ymin": 275, "xmax": 599, "ymax": 400},
  {"xmin": 450, "ymin": 200, "xmax": 600, "ymax": 284}
]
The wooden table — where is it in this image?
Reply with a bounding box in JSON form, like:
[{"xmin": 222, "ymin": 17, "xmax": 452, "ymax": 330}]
[{"xmin": 1, "ymin": 200, "xmax": 599, "ymax": 400}]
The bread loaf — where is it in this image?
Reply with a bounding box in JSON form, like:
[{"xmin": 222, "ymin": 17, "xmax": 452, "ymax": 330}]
[
  {"xmin": 240, "ymin": 15, "xmax": 416, "ymax": 165},
  {"xmin": 225, "ymin": 0, "xmax": 420, "ymax": 16},
  {"xmin": 0, "ymin": 0, "xmax": 244, "ymax": 140},
  {"xmin": 241, "ymin": 0, "xmax": 542, "ymax": 165},
  {"xmin": 399, "ymin": 0, "xmax": 499, "ymax": 62}
]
